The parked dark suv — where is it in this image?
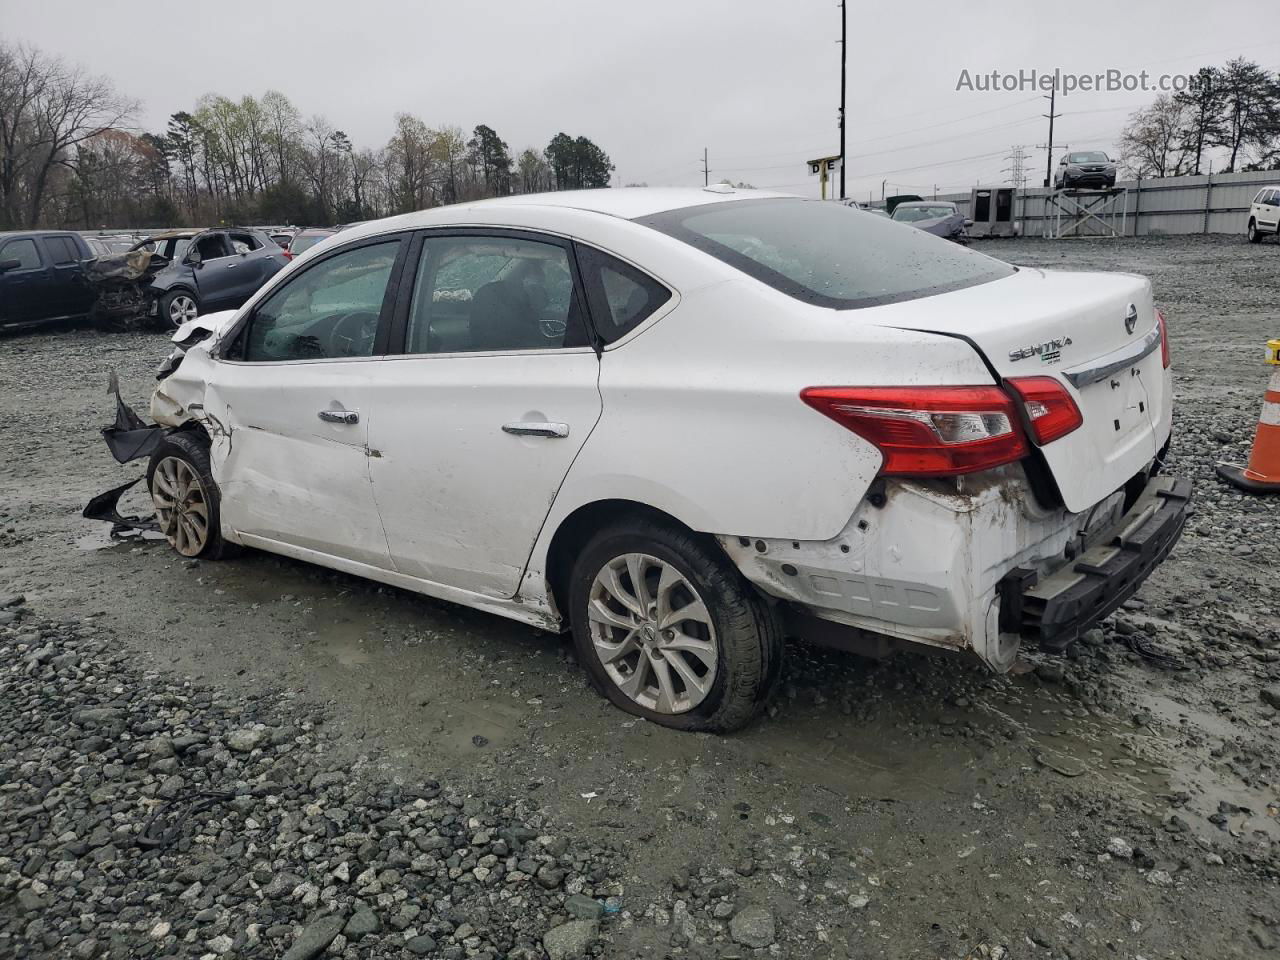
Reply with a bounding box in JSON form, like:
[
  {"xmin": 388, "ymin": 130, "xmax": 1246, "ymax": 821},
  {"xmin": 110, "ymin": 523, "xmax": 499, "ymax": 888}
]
[
  {"xmin": 0, "ymin": 231, "xmax": 96, "ymax": 331},
  {"xmin": 145, "ymin": 227, "xmax": 288, "ymax": 327}
]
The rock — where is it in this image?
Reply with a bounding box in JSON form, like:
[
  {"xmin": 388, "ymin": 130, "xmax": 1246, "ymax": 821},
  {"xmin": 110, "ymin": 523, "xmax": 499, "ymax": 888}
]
[
  {"xmin": 1106, "ymin": 837, "xmax": 1134, "ymax": 859},
  {"xmin": 1260, "ymin": 686, "xmax": 1280, "ymax": 709},
  {"xmin": 729, "ymin": 905, "xmax": 775, "ymax": 949},
  {"xmin": 205, "ymin": 934, "xmax": 234, "ymax": 954},
  {"xmin": 281, "ymin": 915, "xmax": 346, "ymax": 960},
  {"xmin": 405, "ymin": 934, "xmax": 438, "ymax": 956},
  {"xmin": 542, "ymin": 920, "xmax": 599, "ymax": 960},
  {"xmin": 1029, "ymin": 927, "xmax": 1052, "ymax": 948},
  {"xmin": 343, "ymin": 909, "xmax": 380, "ymax": 941},
  {"xmin": 1146, "ymin": 869, "xmax": 1174, "ymax": 887},
  {"xmin": 227, "ymin": 728, "xmax": 267, "ymax": 753},
  {"xmin": 564, "ymin": 894, "xmax": 605, "ymax": 921},
  {"xmin": 1035, "ymin": 662, "xmax": 1065, "ymax": 683}
]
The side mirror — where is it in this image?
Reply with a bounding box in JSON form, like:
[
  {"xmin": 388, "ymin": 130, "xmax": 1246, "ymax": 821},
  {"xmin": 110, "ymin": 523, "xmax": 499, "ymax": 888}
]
[
  {"xmin": 0, "ymin": 258, "xmax": 21, "ymax": 273},
  {"xmin": 187, "ymin": 250, "xmax": 202, "ymax": 267},
  {"xmin": 964, "ymin": 219, "xmax": 974, "ymax": 228}
]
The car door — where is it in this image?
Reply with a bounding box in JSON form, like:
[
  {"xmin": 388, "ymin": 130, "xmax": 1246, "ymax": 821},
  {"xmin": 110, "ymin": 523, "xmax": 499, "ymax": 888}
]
[
  {"xmin": 1261, "ymin": 189, "xmax": 1280, "ymax": 231},
  {"xmin": 209, "ymin": 234, "xmax": 411, "ymax": 567},
  {"xmin": 365, "ymin": 229, "xmax": 603, "ymax": 598},
  {"xmin": 0, "ymin": 237, "xmax": 55, "ymax": 326},
  {"xmin": 225, "ymin": 230, "xmax": 285, "ymax": 305},
  {"xmin": 189, "ymin": 231, "xmax": 243, "ymax": 310},
  {"xmin": 39, "ymin": 235, "xmax": 94, "ymax": 317}
]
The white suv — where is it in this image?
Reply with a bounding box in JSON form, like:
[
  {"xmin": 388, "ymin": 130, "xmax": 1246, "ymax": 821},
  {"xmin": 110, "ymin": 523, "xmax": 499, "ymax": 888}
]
[
  {"xmin": 102, "ymin": 188, "xmax": 1186, "ymax": 733},
  {"xmin": 1247, "ymin": 186, "xmax": 1280, "ymax": 242}
]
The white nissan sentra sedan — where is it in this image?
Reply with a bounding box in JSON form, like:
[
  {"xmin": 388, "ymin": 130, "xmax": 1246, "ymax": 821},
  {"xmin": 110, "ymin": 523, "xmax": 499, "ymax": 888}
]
[{"xmin": 142, "ymin": 187, "xmax": 1188, "ymax": 732}]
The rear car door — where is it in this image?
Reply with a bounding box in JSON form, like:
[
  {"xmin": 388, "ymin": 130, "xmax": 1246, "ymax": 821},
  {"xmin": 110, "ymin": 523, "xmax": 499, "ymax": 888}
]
[
  {"xmin": 365, "ymin": 229, "xmax": 603, "ymax": 597},
  {"xmin": 39, "ymin": 234, "xmax": 94, "ymax": 317},
  {"xmin": 210, "ymin": 234, "xmax": 411, "ymax": 567},
  {"xmin": 225, "ymin": 230, "xmax": 286, "ymax": 304},
  {"xmin": 0, "ymin": 237, "xmax": 55, "ymax": 327}
]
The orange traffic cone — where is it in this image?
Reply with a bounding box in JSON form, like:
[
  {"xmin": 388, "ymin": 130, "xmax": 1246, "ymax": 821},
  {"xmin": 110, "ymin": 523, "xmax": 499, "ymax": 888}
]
[{"xmin": 1217, "ymin": 339, "xmax": 1280, "ymax": 495}]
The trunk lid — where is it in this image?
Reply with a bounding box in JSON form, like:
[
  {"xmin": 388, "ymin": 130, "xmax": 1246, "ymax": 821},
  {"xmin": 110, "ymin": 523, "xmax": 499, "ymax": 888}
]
[{"xmin": 861, "ymin": 268, "xmax": 1165, "ymax": 512}]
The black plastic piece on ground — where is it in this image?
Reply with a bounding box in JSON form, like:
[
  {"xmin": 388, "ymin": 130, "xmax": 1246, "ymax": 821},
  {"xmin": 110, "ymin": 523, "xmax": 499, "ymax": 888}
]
[
  {"xmin": 82, "ymin": 476, "xmax": 159, "ymax": 533},
  {"xmin": 1001, "ymin": 478, "xmax": 1192, "ymax": 654},
  {"xmin": 103, "ymin": 370, "xmax": 165, "ymax": 464},
  {"xmin": 1216, "ymin": 462, "xmax": 1280, "ymax": 495}
]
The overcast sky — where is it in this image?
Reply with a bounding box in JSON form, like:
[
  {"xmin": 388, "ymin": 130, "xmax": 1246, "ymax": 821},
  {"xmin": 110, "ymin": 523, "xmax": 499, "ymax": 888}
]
[{"xmin": 3, "ymin": 0, "xmax": 1276, "ymax": 200}]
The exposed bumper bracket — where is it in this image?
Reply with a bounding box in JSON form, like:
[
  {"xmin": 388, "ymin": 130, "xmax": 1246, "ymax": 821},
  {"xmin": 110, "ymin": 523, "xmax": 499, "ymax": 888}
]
[{"xmin": 999, "ymin": 476, "xmax": 1191, "ymax": 653}]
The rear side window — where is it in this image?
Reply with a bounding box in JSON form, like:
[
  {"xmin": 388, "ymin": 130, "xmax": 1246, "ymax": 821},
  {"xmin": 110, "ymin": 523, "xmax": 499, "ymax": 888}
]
[
  {"xmin": 45, "ymin": 236, "xmax": 81, "ymax": 264},
  {"xmin": 1, "ymin": 238, "xmax": 41, "ymax": 269},
  {"xmin": 576, "ymin": 245, "xmax": 672, "ymax": 343},
  {"xmin": 636, "ymin": 198, "xmax": 1014, "ymax": 310},
  {"xmin": 228, "ymin": 231, "xmax": 261, "ymax": 254}
]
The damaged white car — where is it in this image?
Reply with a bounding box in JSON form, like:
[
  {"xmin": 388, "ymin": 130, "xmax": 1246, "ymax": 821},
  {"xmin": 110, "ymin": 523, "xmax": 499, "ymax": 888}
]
[{"xmin": 102, "ymin": 188, "xmax": 1188, "ymax": 732}]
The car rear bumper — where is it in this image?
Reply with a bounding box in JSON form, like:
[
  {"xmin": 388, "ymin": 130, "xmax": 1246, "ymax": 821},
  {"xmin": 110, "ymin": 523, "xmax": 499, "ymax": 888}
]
[
  {"xmin": 719, "ymin": 465, "xmax": 1185, "ymax": 671},
  {"xmin": 998, "ymin": 475, "xmax": 1190, "ymax": 652}
]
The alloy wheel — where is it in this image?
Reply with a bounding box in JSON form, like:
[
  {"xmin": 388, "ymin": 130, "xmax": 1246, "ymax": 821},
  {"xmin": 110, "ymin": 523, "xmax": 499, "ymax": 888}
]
[
  {"xmin": 587, "ymin": 552, "xmax": 718, "ymax": 714},
  {"xmin": 168, "ymin": 295, "xmax": 197, "ymax": 326},
  {"xmin": 151, "ymin": 456, "xmax": 210, "ymax": 557}
]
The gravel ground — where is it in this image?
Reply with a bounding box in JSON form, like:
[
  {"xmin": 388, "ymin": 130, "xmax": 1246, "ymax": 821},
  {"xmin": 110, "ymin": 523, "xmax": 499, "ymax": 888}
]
[{"xmin": 1, "ymin": 233, "xmax": 1278, "ymax": 959}]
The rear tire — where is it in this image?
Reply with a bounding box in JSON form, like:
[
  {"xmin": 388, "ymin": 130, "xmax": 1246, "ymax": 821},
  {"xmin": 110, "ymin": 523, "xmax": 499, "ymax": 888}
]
[
  {"xmin": 160, "ymin": 289, "xmax": 200, "ymax": 328},
  {"xmin": 568, "ymin": 519, "xmax": 781, "ymax": 733},
  {"xmin": 146, "ymin": 432, "xmax": 237, "ymax": 560},
  {"xmin": 1248, "ymin": 219, "xmax": 1260, "ymax": 243}
]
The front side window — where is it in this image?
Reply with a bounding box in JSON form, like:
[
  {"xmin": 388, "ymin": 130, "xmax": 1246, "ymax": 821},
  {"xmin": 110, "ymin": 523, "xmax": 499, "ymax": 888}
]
[
  {"xmin": 240, "ymin": 240, "xmax": 399, "ymax": 362},
  {"xmin": 1, "ymin": 238, "xmax": 41, "ymax": 269},
  {"xmin": 193, "ymin": 234, "xmax": 231, "ymax": 261},
  {"xmin": 576, "ymin": 245, "xmax": 672, "ymax": 343},
  {"xmin": 403, "ymin": 235, "xmax": 588, "ymax": 354},
  {"xmin": 637, "ymin": 198, "xmax": 1013, "ymax": 309}
]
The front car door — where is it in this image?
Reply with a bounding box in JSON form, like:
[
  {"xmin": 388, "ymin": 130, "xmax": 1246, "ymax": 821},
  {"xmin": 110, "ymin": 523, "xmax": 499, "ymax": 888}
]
[
  {"xmin": 0, "ymin": 237, "xmax": 54, "ymax": 327},
  {"xmin": 208, "ymin": 234, "xmax": 411, "ymax": 567},
  {"xmin": 365, "ymin": 229, "xmax": 603, "ymax": 598},
  {"xmin": 39, "ymin": 234, "xmax": 94, "ymax": 317},
  {"xmin": 189, "ymin": 231, "xmax": 242, "ymax": 310}
]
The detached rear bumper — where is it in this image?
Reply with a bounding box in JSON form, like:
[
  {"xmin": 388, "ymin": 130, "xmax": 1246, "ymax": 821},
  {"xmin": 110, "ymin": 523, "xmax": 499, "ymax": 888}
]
[{"xmin": 999, "ymin": 475, "xmax": 1191, "ymax": 652}]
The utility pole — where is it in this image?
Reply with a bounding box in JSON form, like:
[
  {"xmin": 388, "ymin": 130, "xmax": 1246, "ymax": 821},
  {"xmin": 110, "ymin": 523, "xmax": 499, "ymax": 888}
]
[
  {"xmin": 838, "ymin": 0, "xmax": 846, "ymax": 200},
  {"xmin": 1040, "ymin": 87, "xmax": 1060, "ymax": 187},
  {"xmin": 702, "ymin": 147, "xmax": 709, "ymax": 186}
]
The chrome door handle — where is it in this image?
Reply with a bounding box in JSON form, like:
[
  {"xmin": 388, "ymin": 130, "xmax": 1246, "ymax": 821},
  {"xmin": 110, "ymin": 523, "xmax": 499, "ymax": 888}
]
[
  {"xmin": 502, "ymin": 421, "xmax": 569, "ymax": 438},
  {"xmin": 318, "ymin": 410, "xmax": 359, "ymax": 424}
]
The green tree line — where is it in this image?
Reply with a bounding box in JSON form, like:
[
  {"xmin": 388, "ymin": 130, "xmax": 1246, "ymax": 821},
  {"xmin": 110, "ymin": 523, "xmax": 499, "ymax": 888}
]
[{"xmin": 0, "ymin": 41, "xmax": 616, "ymax": 230}]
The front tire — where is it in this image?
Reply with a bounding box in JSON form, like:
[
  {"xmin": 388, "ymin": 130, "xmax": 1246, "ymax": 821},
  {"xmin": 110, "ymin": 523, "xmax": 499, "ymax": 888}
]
[
  {"xmin": 1248, "ymin": 219, "xmax": 1261, "ymax": 243},
  {"xmin": 568, "ymin": 519, "xmax": 781, "ymax": 733},
  {"xmin": 146, "ymin": 432, "xmax": 236, "ymax": 560},
  {"xmin": 160, "ymin": 289, "xmax": 200, "ymax": 328}
]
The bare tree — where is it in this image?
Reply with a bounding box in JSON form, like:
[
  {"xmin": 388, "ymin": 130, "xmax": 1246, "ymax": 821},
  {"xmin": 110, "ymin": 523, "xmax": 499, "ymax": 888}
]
[
  {"xmin": 0, "ymin": 42, "xmax": 134, "ymax": 228},
  {"xmin": 1120, "ymin": 95, "xmax": 1190, "ymax": 179},
  {"xmin": 1213, "ymin": 58, "xmax": 1280, "ymax": 172}
]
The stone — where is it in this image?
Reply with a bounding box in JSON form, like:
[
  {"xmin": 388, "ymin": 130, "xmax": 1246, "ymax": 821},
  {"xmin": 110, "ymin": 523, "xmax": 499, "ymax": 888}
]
[
  {"xmin": 405, "ymin": 934, "xmax": 438, "ymax": 956},
  {"xmin": 281, "ymin": 915, "xmax": 346, "ymax": 960},
  {"xmin": 1260, "ymin": 686, "xmax": 1280, "ymax": 709},
  {"xmin": 1106, "ymin": 837, "xmax": 1134, "ymax": 859},
  {"xmin": 227, "ymin": 728, "xmax": 267, "ymax": 753},
  {"xmin": 729, "ymin": 905, "xmax": 775, "ymax": 948},
  {"xmin": 564, "ymin": 894, "xmax": 605, "ymax": 921},
  {"xmin": 542, "ymin": 920, "xmax": 599, "ymax": 960},
  {"xmin": 343, "ymin": 909, "xmax": 380, "ymax": 941}
]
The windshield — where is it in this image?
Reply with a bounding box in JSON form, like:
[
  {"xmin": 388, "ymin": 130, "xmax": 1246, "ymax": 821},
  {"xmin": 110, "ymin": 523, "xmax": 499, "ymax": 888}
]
[
  {"xmin": 1068, "ymin": 152, "xmax": 1108, "ymax": 164},
  {"xmin": 636, "ymin": 198, "xmax": 1013, "ymax": 309},
  {"xmin": 891, "ymin": 205, "xmax": 955, "ymax": 223}
]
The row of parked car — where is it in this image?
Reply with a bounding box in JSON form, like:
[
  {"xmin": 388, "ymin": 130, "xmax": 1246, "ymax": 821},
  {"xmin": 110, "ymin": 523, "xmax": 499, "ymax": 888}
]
[{"xmin": 0, "ymin": 224, "xmax": 342, "ymax": 332}]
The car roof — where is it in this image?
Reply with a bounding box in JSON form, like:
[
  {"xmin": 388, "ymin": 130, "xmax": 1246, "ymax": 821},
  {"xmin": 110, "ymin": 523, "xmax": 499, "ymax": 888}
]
[
  {"xmin": 141, "ymin": 229, "xmax": 203, "ymax": 241},
  {"xmin": 898, "ymin": 201, "xmax": 953, "ymax": 206},
  {"xmin": 335, "ymin": 187, "xmax": 798, "ymax": 245}
]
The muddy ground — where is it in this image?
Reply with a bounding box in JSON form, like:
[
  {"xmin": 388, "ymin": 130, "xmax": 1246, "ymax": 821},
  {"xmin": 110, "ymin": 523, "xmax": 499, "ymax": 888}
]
[{"xmin": 1, "ymin": 234, "xmax": 1278, "ymax": 959}]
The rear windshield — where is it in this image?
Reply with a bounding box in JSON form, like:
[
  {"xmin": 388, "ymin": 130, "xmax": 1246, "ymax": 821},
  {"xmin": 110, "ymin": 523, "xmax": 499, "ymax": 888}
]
[
  {"xmin": 290, "ymin": 234, "xmax": 328, "ymax": 254},
  {"xmin": 892, "ymin": 205, "xmax": 955, "ymax": 222},
  {"xmin": 636, "ymin": 198, "xmax": 1013, "ymax": 309}
]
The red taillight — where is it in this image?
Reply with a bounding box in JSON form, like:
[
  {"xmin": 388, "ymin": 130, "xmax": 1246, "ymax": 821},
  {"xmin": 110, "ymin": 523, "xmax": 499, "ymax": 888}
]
[
  {"xmin": 1156, "ymin": 308, "xmax": 1170, "ymax": 368},
  {"xmin": 1005, "ymin": 376, "xmax": 1083, "ymax": 445},
  {"xmin": 282, "ymin": 249, "xmax": 293, "ymax": 261},
  {"xmin": 800, "ymin": 385, "xmax": 1029, "ymax": 476}
]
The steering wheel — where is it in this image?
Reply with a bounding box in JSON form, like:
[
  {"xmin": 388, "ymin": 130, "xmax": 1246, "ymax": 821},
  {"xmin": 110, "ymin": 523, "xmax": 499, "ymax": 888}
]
[{"xmin": 326, "ymin": 311, "xmax": 380, "ymax": 357}]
